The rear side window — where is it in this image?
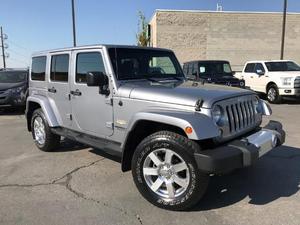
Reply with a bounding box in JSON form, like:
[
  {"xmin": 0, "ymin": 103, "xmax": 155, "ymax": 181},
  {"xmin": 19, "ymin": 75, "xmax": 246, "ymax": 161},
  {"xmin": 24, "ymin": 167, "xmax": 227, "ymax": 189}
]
[
  {"xmin": 50, "ymin": 54, "xmax": 69, "ymax": 82},
  {"xmin": 76, "ymin": 52, "xmax": 105, "ymax": 83},
  {"xmin": 244, "ymin": 63, "xmax": 255, "ymax": 73},
  {"xmin": 31, "ymin": 56, "xmax": 47, "ymax": 81}
]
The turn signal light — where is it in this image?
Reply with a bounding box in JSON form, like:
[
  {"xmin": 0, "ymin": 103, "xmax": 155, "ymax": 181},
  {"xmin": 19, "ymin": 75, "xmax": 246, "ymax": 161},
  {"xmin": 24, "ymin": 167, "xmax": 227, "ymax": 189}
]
[{"xmin": 185, "ymin": 126, "xmax": 193, "ymax": 134}]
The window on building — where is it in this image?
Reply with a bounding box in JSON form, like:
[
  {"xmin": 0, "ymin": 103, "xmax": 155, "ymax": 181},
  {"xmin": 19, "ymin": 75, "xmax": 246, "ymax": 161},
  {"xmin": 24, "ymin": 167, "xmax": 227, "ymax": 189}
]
[
  {"xmin": 31, "ymin": 56, "xmax": 47, "ymax": 81},
  {"xmin": 76, "ymin": 52, "xmax": 105, "ymax": 83},
  {"xmin": 50, "ymin": 54, "xmax": 69, "ymax": 82},
  {"xmin": 244, "ymin": 63, "xmax": 255, "ymax": 73}
]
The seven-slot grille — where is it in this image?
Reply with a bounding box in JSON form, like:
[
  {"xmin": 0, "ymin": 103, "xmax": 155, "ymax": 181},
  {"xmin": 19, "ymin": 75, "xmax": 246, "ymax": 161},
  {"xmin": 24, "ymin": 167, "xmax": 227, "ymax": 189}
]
[
  {"xmin": 216, "ymin": 95, "xmax": 261, "ymax": 139},
  {"xmin": 294, "ymin": 77, "xmax": 300, "ymax": 88},
  {"xmin": 225, "ymin": 100, "xmax": 256, "ymax": 133}
]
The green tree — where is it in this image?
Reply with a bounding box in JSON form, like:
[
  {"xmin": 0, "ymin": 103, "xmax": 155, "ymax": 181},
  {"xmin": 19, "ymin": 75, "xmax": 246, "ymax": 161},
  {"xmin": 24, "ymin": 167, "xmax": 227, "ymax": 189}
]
[{"xmin": 136, "ymin": 11, "xmax": 150, "ymax": 47}]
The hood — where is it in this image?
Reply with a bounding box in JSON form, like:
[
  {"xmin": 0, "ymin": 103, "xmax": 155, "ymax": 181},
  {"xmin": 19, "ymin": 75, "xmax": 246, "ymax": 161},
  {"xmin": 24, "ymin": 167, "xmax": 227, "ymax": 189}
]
[
  {"xmin": 0, "ymin": 82, "xmax": 27, "ymax": 91},
  {"xmin": 118, "ymin": 80, "xmax": 254, "ymax": 108}
]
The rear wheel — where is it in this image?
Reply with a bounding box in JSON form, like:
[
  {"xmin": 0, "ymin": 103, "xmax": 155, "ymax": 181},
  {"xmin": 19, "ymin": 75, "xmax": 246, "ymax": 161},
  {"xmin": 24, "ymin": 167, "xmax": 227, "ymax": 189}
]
[
  {"xmin": 132, "ymin": 131, "xmax": 209, "ymax": 211},
  {"xmin": 31, "ymin": 108, "xmax": 60, "ymax": 152},
  {"xmin": 267, "ymin": 84, "xmax": 282, "ymax": 104}
]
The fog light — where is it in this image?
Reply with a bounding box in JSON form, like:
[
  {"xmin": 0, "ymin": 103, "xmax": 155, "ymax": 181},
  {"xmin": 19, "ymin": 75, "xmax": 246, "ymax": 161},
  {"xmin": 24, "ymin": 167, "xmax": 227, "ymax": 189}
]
[{"xmin": 284, "ymin": 90, "xmax": 292, "ymax": 93}]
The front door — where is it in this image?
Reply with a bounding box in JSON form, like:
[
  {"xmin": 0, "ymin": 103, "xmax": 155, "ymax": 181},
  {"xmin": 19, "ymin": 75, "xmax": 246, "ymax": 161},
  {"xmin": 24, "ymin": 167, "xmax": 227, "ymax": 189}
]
[
  {"xmin": 47, "ymin": 53, "xmax": 72, "ymax": 128},
  {"xmin": 70, "ymin": 49, "xmax": 113, "ymax": 137},
  {"xmin": 252, "ymin": 63, "xmax": 268, "ymax": 93}
]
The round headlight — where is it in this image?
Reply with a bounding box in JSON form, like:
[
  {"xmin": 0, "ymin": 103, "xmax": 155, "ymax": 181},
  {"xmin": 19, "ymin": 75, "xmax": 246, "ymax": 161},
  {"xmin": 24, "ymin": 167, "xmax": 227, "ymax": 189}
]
[
  {"xmin": 254, "ymin": 97, "xmax": 263, "ymax": 113},
  {"xmin": 212, "ymin": 105, "xmax": 223, "ymax": 125}
]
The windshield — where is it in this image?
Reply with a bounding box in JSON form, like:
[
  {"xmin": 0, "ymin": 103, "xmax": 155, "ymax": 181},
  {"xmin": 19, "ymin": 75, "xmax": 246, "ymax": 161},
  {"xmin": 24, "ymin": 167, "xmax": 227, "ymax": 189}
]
[
  {"xmin": 0, "ymin": 71, "xmax": 27, "ymax": 83},
  {"xmin": 199, "ymin": 62, "xmax": 233, "ymax": 76},
  {"xmin": 108, "ymin": 48, "xmax": 184, "ymax": 80},
  {"xmin": 265, "ymin": 61, "xmax": 300, "ymax": 72}
]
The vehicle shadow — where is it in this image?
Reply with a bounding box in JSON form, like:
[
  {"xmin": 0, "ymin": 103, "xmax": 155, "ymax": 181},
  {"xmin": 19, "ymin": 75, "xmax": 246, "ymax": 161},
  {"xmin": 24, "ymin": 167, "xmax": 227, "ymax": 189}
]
[
  {"xmin": 193, "ymin": 145, "xmax": 300, "ymax": 211},
  {"xmin": 0, "ymin": 107, "xmax": 25, "ymax": 116},
  {"xmin": 89, "ymin": 148, "xmax": 121, "ymax": 163},
  {"xmin": 53, "ymin": 138, "xmax": 88, "ymax": 152},
  {"xmin": 282, "ymin": 97, "xmax": 300, "ymax": 105}
]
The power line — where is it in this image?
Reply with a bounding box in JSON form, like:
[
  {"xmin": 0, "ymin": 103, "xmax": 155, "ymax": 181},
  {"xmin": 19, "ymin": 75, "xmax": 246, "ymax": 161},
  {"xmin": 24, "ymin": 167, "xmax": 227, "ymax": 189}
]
[
  {"xmin": 8, "ymin": 48, "xmax": 30, "ymax": 59},
  {"xmin": 7, "ymin": 57, "xmax": 29, "ymax": 65},
  {"xmin": 6, "ymin": 40, "xmax": 30, "ymax": 51}
]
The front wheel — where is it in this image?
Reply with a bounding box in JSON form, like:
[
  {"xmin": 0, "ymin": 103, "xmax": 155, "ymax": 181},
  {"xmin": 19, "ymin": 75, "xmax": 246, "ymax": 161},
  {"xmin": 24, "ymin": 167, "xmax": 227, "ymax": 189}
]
[
  {"xmin": 132, "ymin": 131, "xmax": 209, "ymax": 211},
  {"xmin": 267, "ymin": 84, "xmax": 282, "ymax": 104}
]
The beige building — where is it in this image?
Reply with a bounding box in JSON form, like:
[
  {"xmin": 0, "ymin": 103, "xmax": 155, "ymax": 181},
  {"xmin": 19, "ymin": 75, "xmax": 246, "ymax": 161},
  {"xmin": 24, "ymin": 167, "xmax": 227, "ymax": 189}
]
[{"xmin": 149, "ymin": 10, "xmax": 300, "ymax": 71}]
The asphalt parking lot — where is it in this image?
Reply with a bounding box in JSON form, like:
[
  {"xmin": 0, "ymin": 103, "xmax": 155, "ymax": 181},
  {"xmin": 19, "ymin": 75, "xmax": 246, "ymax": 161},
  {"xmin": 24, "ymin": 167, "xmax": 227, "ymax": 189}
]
[{"xmin": 0, "ymin": 100, "xmax": 300, "ymax": 225}]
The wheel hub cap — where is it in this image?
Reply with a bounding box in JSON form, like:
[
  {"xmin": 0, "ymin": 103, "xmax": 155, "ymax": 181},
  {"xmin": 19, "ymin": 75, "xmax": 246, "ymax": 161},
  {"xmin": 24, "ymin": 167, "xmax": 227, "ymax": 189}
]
[{"xmin": 158, "ymin": 164, "xmax": 174, "ymax": 179}]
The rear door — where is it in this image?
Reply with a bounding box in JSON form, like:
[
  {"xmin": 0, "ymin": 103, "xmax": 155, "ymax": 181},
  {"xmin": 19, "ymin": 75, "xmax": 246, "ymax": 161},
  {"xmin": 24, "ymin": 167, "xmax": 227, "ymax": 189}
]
[
  {"xmin": 47, "ymin": 53, "xmax": 72, "ymax": 128},
  {"xmin": 70, "ymin": 49, "xmax": 113, "ymax": 137}
]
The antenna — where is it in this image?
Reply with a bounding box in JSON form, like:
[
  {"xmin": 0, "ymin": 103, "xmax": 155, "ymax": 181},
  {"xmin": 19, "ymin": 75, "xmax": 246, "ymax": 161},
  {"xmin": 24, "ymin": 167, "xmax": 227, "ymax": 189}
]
[{"xmin": 217, "ymin": 3, "xmax": 223, "ymax": 12}]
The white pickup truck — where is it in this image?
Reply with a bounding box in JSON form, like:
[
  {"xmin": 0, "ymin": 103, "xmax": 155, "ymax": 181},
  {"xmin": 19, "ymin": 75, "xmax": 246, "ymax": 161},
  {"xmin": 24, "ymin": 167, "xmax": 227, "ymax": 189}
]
[{"xmin": 235, "ymin": 60, "xmax": 300, "ymax": 103}]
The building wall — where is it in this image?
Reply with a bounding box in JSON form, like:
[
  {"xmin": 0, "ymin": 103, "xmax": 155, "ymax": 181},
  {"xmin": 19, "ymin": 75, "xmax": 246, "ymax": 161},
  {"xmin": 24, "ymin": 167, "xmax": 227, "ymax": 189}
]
[{"xmin": 149, "ymin": 10, "xmax": 300, "ymax": 71}]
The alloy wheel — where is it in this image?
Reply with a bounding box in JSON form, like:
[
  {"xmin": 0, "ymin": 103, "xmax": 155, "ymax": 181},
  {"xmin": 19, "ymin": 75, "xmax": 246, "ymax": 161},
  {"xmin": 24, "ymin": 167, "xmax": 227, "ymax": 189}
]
[{"xmin": 143, "ymin": 148, "xmax": 190, "ymax": 200}]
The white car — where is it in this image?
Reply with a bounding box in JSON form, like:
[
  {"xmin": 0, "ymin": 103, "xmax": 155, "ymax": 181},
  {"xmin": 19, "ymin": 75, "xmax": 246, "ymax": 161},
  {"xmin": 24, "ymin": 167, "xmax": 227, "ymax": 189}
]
[{"xmin": 235, "ymin": 60, "xmax": 300, "ymax": 103}]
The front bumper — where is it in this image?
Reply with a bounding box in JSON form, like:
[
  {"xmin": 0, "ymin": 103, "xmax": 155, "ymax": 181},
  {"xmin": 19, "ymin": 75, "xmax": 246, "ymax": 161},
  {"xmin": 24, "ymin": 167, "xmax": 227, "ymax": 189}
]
[
  {"xmin": 194, "ymin": 121, "xmax": 285, "ymax": 173},
  {"xmin": 278, "ymin": 87, "xmax": 300, "ymax": 96}
]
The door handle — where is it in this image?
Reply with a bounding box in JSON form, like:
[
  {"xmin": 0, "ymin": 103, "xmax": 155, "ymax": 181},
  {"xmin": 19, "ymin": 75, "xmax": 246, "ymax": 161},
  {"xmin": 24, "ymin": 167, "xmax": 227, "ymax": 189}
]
[
  {"xmin": 48, "ymin": 87, "xmax": 57, "ymax": 93},
  {"xmin": 250, "ymin": 76, "xmax": 253, "ymax": 78},
  {"xmin": 70, "ymin": 89, "xmax": 82, "ymax": 96}
]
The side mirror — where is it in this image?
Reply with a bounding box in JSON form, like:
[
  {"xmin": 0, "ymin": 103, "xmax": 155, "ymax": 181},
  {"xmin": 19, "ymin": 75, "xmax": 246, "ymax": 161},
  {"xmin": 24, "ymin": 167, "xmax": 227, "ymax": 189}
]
[
  {"xmin": 256, "ymin": 69, "xmax": 265, "ymax": 76},
  {"xmin": 86, "ymin": 72, "xmax": 110, "ymax": 95}
]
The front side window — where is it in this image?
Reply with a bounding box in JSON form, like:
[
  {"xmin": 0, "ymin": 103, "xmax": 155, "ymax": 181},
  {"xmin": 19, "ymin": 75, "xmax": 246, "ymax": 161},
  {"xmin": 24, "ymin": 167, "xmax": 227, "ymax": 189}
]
[
  {"xmin": 108, "ymin": 48, "xmax": 184, "ymax": 80},
  {"xmin": 31, "ymin": 56, "xmax": 46, "ymax": 81},
  {"xmin": 183, "ymin": 64, "xmax": 188, "ymax": 75},
  {"xmin": 0, "ymin": 71, "xmax": 27, "ymax": 83},
  {"xmin": 50, "ymin": 54, "xmax": 69, "ymax": 82},
  {"xmin": 254, "ymin": 63, "xmax": 265, "ymax": 72},
  {"xmin": 76, "ymin": 52, "xmax": 105, "ymax": 83},
  {"xmin": 265, "ymin": 61, "xmax": 300, "ymax": 72}
]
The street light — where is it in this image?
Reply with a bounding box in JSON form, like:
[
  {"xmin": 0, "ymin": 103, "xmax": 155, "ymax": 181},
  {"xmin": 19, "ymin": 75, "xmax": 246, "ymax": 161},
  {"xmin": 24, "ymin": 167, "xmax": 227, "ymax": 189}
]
[{"xmin": 280, "ymin": 0, "xmax": 287, "ymax": 60}]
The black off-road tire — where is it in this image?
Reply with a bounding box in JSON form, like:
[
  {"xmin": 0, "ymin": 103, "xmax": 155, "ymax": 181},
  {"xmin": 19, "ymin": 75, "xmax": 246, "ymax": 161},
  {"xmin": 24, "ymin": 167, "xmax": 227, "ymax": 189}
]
[
  {"xmin": 31, "ymin": 108, "xmax": 60, "ymax": 152},
  {"xmin": 132, "ymin": 131, "xmax": 209, "ymax": 211},
  {"xmin": 267, "ymin": 84, "xmax": 282, "ymax": 104}
]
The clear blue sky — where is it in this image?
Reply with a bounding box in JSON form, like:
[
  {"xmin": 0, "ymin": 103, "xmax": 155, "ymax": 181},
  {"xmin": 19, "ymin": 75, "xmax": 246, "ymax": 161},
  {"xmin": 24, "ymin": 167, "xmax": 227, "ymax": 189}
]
[{"xmin": 1, "ymin": 0, "xmax": 300, "ymax": 68}]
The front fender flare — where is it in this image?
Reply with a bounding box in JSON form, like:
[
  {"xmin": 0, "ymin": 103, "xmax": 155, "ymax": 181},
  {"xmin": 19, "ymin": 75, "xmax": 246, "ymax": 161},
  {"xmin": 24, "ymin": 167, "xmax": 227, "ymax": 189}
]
[
  {"xmin": 26, "ymin": 95, "xmax": 59, "ymax": 128},
  {"xmin": 124, "ymin": 110, "xmax": 220, "ymax": 144}
]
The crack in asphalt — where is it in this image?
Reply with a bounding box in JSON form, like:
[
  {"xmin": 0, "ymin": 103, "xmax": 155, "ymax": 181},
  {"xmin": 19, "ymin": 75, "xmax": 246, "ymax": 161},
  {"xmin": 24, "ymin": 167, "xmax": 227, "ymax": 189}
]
[
  {"xmin": 0, "ymin": 157, "xmax": 143, "ymax": 225},
  {"xmin": 0, "ymin": 158, "xmax": 105, "ymax": 188}
]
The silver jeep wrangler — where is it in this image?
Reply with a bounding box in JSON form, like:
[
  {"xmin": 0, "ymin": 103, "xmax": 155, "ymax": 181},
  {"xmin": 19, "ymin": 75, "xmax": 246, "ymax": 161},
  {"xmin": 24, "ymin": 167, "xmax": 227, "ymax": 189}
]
[{"xmin": 26, "ymin": 45, "xmax": 285, "ymax": 210}]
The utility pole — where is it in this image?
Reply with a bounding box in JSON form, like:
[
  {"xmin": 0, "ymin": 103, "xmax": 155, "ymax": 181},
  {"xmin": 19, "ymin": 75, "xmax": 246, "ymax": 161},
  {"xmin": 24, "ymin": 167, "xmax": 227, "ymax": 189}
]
[
  {"xmin": 280, "ymin": 0, "xmax": 288, "ymax": 60},
  {"xmin": 0, "ymin": 26, "xmax": 6, "ymax": 69},
  {"xmin": 71, "ymin": 0, "xmax": 77, "ymax": 47}
]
